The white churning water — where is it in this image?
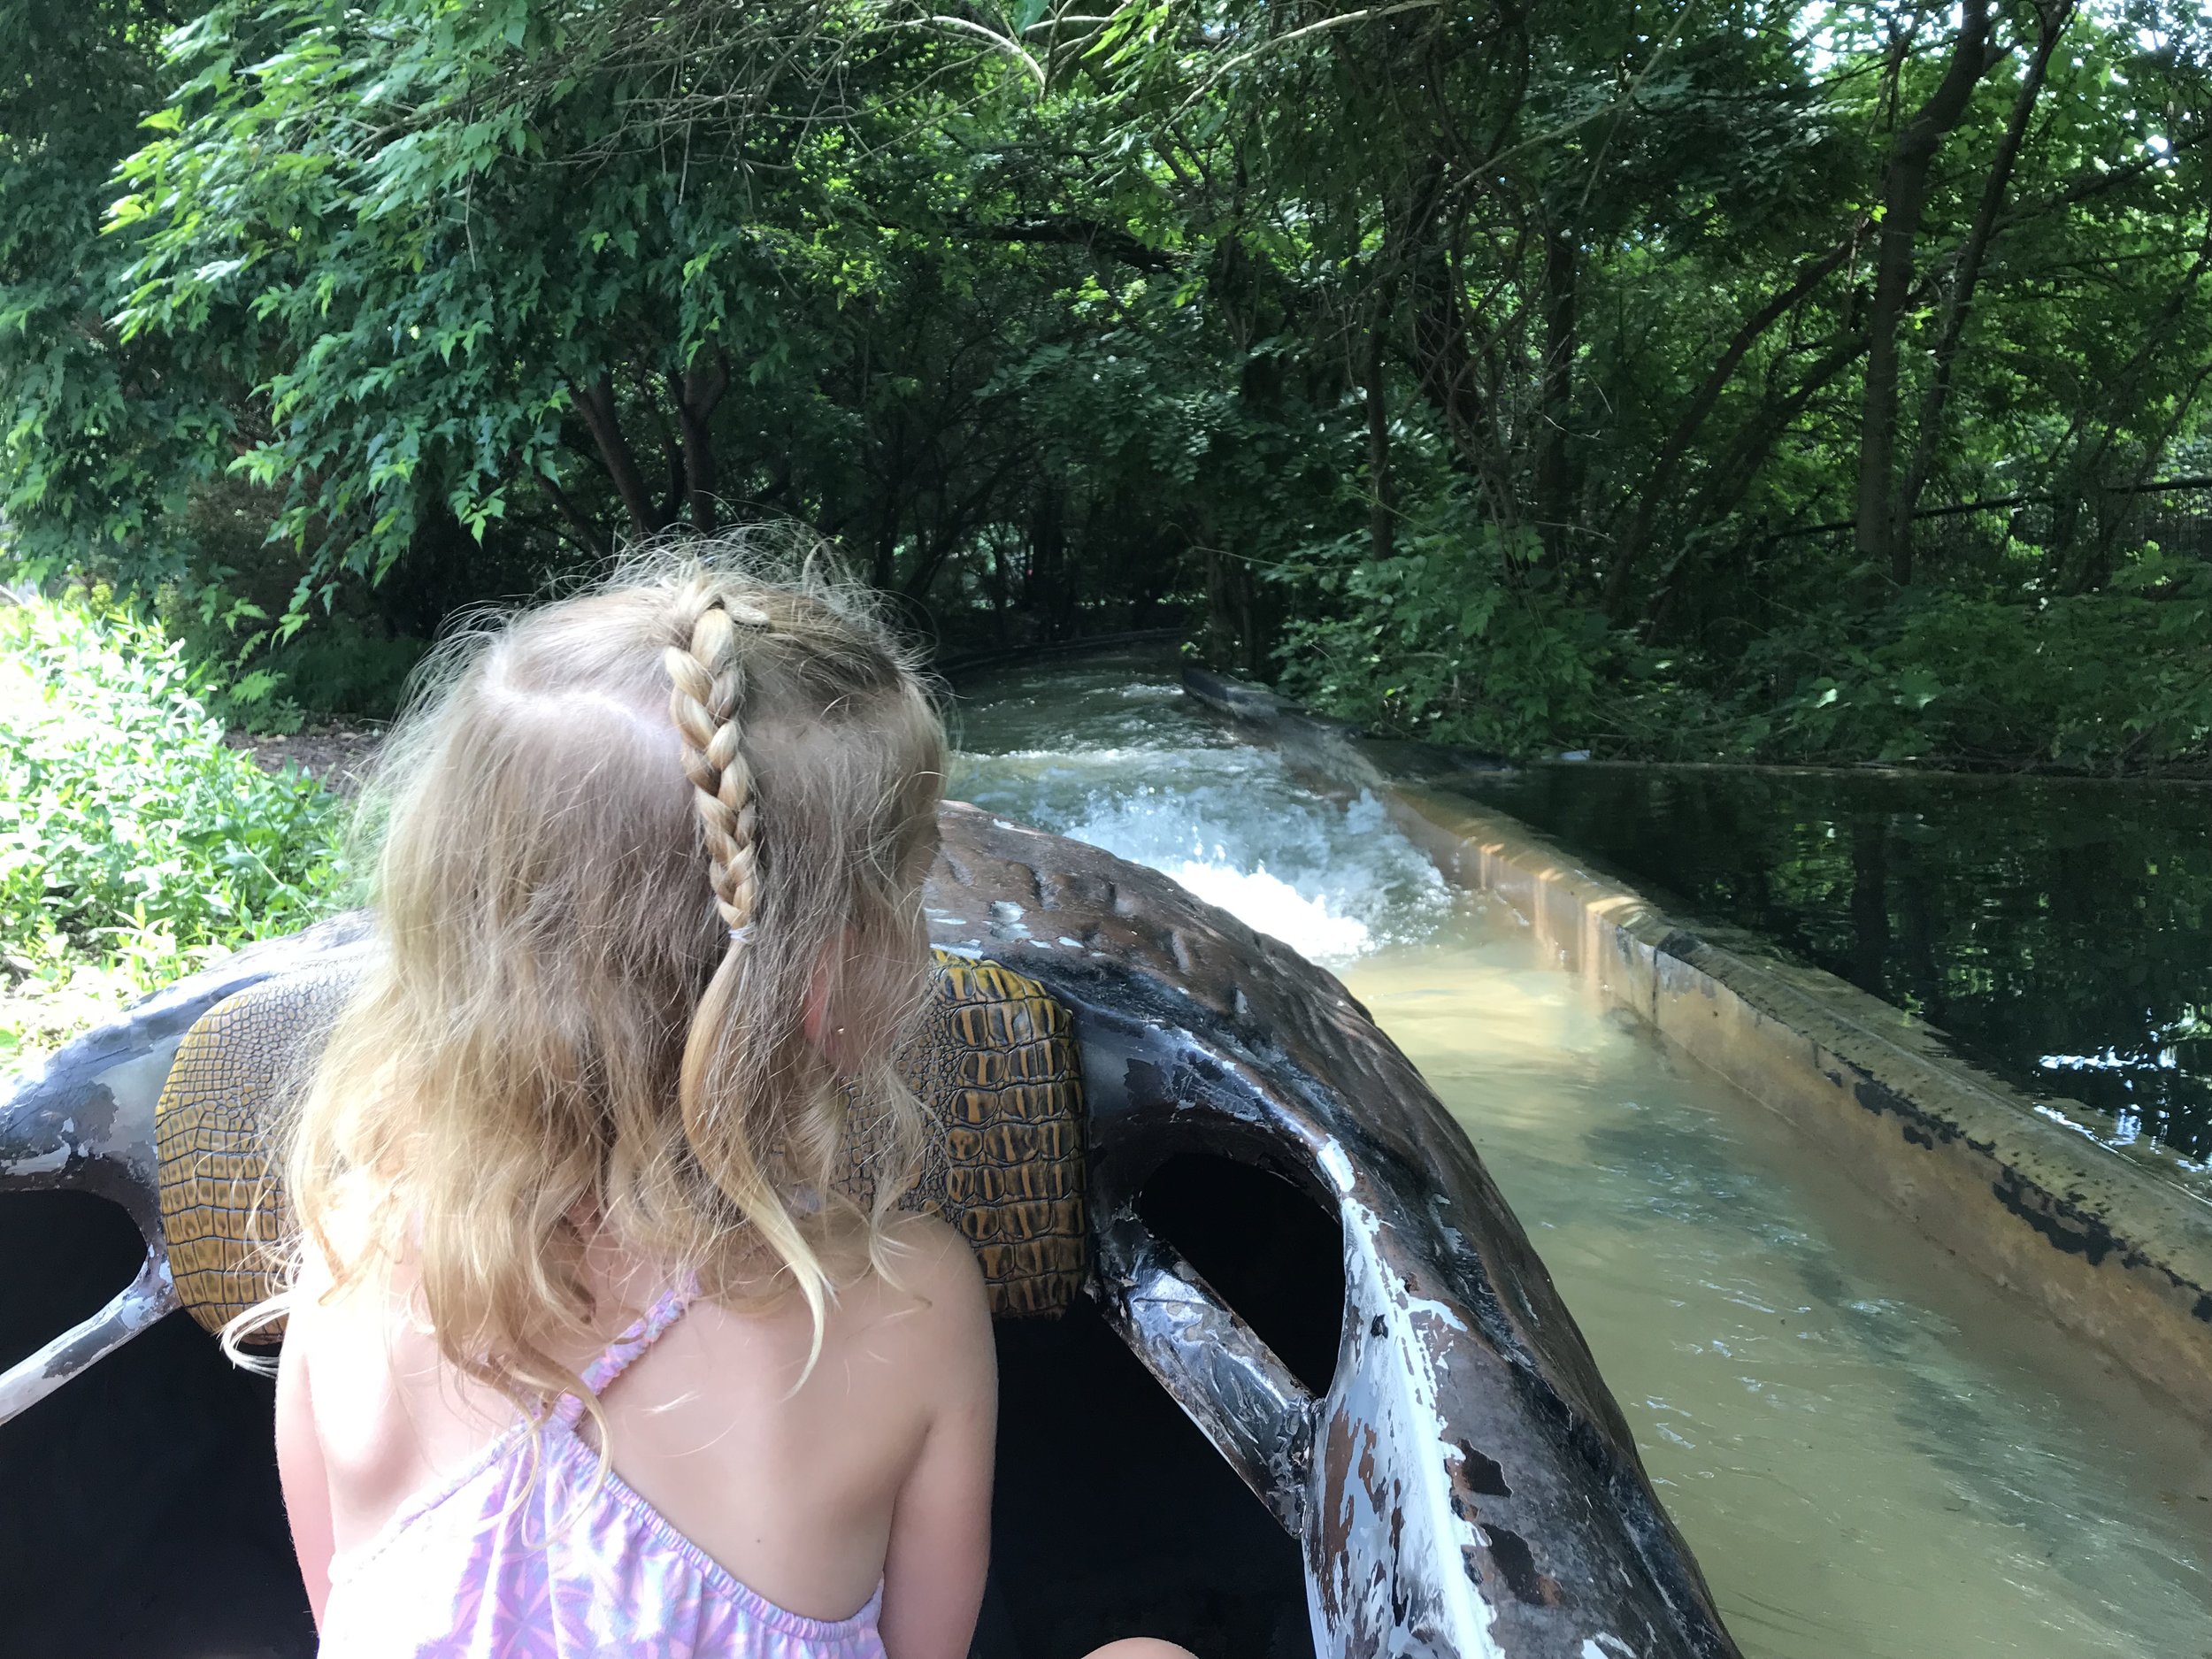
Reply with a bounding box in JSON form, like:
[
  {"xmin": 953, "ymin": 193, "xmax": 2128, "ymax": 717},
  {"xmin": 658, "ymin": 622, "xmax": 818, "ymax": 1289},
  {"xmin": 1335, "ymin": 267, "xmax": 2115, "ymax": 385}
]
[
  {"xmin": 949, "ymin": 664, "xmax": 1451, "ymax": 965},
  {"xmin": 950, "ymin": 655, "xmax": 2212, "ymax": 1659}
]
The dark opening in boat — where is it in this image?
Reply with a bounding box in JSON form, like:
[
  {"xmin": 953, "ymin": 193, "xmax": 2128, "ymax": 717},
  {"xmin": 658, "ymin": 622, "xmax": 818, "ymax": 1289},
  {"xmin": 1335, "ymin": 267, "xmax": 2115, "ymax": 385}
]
[{"xmin": 1135, "ymin": 1154, "xmax": 1345, "ymax": 1400}]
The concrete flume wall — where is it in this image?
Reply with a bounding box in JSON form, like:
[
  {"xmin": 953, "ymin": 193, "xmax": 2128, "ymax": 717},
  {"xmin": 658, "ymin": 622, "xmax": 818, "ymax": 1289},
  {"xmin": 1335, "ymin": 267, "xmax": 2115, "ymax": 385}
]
[
  {"xmin": 1384, "ymin": 786, "xmax": 2212, "ymax": 1417},
  {"xmin": 1178, "ymin": 666, "xmax": 2212, "ymax": 1416}
]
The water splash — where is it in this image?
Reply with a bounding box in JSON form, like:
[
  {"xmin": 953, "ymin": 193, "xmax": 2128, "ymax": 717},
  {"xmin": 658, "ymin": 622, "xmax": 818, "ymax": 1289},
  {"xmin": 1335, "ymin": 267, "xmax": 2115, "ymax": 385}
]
[{"xmin": 949, "ymin": 663, "xmax": 1448, "ymax": 965}]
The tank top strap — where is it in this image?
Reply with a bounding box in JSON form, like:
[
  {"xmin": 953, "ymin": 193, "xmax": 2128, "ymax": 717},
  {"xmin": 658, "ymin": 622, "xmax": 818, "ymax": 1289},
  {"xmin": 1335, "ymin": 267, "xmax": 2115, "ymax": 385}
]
[{"xmin": 554, "ymin": 1276, "xmax": 699, "ymax": 1425}]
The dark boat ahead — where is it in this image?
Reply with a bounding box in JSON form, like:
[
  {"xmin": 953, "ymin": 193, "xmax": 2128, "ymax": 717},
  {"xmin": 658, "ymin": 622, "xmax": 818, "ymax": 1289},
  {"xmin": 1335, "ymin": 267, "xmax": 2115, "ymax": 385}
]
[{"xmin": 0, "ymin": 804, "xmax": 1738, "ymax": 1659}]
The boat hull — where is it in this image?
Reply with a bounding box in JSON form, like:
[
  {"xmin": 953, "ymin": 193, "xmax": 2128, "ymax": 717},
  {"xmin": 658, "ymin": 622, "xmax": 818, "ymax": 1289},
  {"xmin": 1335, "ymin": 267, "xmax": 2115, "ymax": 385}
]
[
  {"xmin": 0, "ymin": 803, "xmax": 1736, "ymax": 1658},
  {"xmin": 925, "ymin": 805, "xmax": 1736, "ymax": 1659}
]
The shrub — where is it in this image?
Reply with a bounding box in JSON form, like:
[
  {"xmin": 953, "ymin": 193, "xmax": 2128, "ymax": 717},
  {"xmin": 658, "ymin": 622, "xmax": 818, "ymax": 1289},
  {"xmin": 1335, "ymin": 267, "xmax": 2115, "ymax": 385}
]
[
  {"xmin": 1266, "ymin": 500, "xmax": 1613, "ymax": 758},
  {"xmin": 1269, "ymin": 508, "xmax": 2212, "ymax": 773},
  {"xmin": 1, "ymin": 593, "xmax": 349, "ymax": 1064},
  {"xmin": 1732, "ymin": 550, "xmax": 2212, "ymax": 769}
]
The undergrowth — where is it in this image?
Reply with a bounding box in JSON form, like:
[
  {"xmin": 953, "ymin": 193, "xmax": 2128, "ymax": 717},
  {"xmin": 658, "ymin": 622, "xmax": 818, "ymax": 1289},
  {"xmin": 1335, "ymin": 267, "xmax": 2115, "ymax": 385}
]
[
  {"xmin": 1, "ymin": 592, "xmax": 350, "ymax": 1069},
  {"xmin": 1269, "ymin": 505, "xmax": 2212, "ymax": 773}
]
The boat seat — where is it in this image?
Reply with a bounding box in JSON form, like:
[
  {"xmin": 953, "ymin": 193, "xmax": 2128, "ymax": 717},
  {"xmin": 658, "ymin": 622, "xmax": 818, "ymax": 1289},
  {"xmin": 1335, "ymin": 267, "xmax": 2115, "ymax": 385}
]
[{"xmin": 153, "ymin": 949, "xmax": 1087, "ymax": 1335}]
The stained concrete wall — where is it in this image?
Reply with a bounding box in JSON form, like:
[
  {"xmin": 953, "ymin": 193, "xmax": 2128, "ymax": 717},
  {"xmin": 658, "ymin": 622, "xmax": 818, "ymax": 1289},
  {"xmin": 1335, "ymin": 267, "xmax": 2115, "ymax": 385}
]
[
  {"xmin": 1382, "ymin": 787, "xmax": 2212, "ymax": 1417},
  {"xmin": 1179, "ymin": 668, "xmax": 2212, "ymax": 1417}
]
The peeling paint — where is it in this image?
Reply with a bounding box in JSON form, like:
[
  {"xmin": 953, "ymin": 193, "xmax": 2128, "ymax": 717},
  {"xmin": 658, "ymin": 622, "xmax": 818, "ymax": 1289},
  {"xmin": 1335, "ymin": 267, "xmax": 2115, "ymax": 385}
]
[
  {"xmin": 1317, "ymin": 1142, "xmax": 1356, "ymax": 1194},
  {"xmin": 0, "ymin": 1250, "xmax": 178, "ymax": 1423},
  {"xmin": 1322, "ymin": 1233, "xmax": 1505, "ymax": 1658},
  {"xmin": 1, "ymin": 1145, "xmax": 71, "ymax": 1178}
]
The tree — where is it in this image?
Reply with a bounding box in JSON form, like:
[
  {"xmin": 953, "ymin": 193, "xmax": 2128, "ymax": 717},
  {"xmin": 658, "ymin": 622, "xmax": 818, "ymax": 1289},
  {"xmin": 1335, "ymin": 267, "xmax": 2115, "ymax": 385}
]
[
  {"xmin": 0, "ymin": 0, "xmax": 226, "ymax": 581},
  {"xmin": 6, "ymin": 0, "xmax": 2212, "ymax": 764}
]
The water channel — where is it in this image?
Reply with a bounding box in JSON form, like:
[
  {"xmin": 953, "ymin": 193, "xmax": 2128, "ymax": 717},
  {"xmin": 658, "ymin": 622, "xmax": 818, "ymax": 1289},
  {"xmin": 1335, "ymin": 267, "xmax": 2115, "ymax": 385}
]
[{"xmin": 950, "ymin": 656, "xmax": 2212, "ymax": 1659}]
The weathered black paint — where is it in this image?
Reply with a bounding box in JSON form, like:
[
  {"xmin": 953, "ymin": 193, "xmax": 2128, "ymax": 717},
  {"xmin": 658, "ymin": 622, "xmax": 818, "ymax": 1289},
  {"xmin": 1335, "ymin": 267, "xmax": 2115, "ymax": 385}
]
[
  {"xmin": 4, "ymin": 807, "xmax": 1739, "ymax": 1659},
  {"xmin": 924, "ymin": 805, "xmax": 1738, "ymax": 1657}
]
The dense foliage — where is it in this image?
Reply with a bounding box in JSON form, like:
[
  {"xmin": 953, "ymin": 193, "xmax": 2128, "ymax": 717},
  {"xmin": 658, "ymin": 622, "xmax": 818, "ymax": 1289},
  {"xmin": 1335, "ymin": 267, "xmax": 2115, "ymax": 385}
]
[
  {"xmin": 0, "ymin": 595, "xmax": 345, "ymax": 1060},
  {"xmin": 5, "ymin": 0, "xmax": 2212, "ymax": 765}
]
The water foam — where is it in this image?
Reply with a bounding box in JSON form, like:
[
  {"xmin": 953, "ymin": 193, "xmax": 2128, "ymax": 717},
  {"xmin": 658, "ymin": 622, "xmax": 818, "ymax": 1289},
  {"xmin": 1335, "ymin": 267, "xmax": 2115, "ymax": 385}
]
[{"xmin": 950, "ymin": 671, "xmax": 1448, "ymax": 965}]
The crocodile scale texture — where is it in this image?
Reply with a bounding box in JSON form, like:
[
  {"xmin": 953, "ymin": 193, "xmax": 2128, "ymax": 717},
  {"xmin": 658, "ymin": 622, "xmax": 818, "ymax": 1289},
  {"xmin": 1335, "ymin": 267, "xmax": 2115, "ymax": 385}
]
[{"xmin": 153, "ymin": 950, "xmax": 1086, "ymax": 1335}]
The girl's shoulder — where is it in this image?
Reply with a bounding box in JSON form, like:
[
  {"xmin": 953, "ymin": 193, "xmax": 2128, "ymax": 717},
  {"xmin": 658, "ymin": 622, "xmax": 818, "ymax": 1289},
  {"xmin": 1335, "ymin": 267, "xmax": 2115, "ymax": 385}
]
[
  {"xmin": 679, "ymin": 1210, "xmax": 994, "ymax": 1422},
  {"xmin": 868, "ymin": 1210, "xmax": 992, "ymax": 1319},
  {"xmin": 800, "ymin": 1209, "xmax": 993, "ymax": 1389}
]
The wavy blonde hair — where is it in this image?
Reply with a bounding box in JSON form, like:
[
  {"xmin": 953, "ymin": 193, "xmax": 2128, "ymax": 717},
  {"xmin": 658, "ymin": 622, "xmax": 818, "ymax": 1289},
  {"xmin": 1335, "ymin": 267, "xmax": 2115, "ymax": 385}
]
[{"xmin": 253, "ymin": 542, "xmax": 944, "ymax": 1422}]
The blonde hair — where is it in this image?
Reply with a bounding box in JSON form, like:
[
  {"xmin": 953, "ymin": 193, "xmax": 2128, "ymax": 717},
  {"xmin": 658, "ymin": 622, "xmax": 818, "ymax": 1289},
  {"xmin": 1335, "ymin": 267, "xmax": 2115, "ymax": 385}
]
[{"xmin": 250, "ymin": 541, "xmax": 945, "ymax": 1425}]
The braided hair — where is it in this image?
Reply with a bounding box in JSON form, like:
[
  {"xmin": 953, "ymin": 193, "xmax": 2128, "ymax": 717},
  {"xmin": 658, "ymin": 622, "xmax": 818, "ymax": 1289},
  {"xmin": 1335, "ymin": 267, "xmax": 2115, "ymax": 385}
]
[
  {"xmin": 273, "ymin": 541, "xmax": 944, "ymax": 1423},
  {"xmin": 664, "ymin": 581, "xmax": 770, "ymax": 938}
]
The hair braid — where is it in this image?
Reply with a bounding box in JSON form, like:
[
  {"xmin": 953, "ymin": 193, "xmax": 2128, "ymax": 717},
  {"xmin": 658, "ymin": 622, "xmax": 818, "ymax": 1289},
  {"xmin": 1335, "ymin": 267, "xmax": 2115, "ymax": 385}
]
[{"xmin": 664, "ymin": 581, "xmax": 773, "ymax": 933}]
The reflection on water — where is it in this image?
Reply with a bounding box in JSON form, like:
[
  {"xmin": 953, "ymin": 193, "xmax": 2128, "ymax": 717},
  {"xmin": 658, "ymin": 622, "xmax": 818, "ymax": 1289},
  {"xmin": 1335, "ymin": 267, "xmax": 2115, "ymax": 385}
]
[
  {"xmin": 1457, "ymin": 764, "xmax": 2212, "ymax": 1160},
  {"xmin": 951, "ymin": 657, "xmax": 2212, "ymax": 1658}
]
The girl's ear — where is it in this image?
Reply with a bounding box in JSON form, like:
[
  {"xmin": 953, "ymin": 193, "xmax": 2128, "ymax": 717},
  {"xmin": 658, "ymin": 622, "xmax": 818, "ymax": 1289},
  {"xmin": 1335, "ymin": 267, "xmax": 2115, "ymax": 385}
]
[{"xmin": 802, "ymin": 933, "xmax": 862, "ymax": 1070}]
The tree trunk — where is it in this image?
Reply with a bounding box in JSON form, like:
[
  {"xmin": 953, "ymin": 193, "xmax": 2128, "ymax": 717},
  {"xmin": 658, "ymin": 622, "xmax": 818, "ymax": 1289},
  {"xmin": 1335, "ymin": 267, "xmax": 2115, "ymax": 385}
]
[
  {"xmin": 1364, "ymin": 315, "xmax": 1396, "ymax": 563},
  {"xmin": 1855, "ymin": 0, "xmax": 2003, "ymax": 587},
  {"xmin": 1409, "ymin": 239, "xmax": 1522, "ymax": 531},
  {"xmin": 1202, "ymin": 539, "xmax": 1275, "ymax": 678},
  {"xmin": 1898, "ymin": 2, "xmax": 2072, "ymax": 557},
  {"xmin": 1605, "ymin": 235, "xmax": 1857, "ymax": 619},
  {"xmin": 571, "ymin": 372, "xmax": 657, "ymax": 538},
  {"xmin": 1028, "ymin": 486, "xmax": 1073, "ymax": 637},
  {"xmin": 666, "ymin": 351, "xmax": 732, "ymax": 534}
]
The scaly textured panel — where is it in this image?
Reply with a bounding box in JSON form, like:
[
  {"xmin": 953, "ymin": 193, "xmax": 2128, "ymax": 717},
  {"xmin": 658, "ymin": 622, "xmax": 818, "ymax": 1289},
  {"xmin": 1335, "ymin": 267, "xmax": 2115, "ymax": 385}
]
[
  {"xmin": 902, "ymin": 957, "xmax": 1087, "ymax": 1316},
  {"xmin": 154, "ymin": 951, "xmax": 1086, "ymax": 1335},
  {"xmin": 153, "ymin": 965, "xmax": 357, "ymax": 1340}
]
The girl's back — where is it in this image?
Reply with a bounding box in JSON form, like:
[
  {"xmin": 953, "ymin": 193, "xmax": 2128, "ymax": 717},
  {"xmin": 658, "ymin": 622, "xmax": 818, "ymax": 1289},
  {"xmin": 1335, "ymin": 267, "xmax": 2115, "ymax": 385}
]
[{"xmin": 286, "ymin": 1208, "xmax": 993, "ymax": 1657}]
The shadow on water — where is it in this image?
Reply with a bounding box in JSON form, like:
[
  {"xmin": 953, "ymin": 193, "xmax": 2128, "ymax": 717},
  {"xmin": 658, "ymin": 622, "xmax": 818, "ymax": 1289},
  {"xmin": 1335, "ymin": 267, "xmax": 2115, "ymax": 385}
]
[{"xmin": 1455, "ymin": 764, "xmax": 2212, "ymax": 1160}]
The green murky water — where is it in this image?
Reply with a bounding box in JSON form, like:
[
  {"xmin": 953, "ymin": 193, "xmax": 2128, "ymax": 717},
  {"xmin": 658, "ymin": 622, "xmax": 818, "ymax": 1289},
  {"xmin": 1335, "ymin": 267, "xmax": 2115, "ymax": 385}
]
[{"xmin": 1458, "ymin": 764, "xmax": 2212, "ymax": 1163}]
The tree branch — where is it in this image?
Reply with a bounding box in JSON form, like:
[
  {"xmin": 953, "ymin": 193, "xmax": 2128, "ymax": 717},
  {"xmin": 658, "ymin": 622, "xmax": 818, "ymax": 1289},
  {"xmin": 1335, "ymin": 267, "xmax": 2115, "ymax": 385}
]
[
  {"xmin": 1605, "ymin": 232, "xmax": 1859, "ymax": 618},
  {"xmin": 964, "ymin": 216, "xmax": 1178, "ymax": 272},
  {"xmin": 1854, "ymin": 0, "xmax": 2007, "ymax": 584},
  {"xmin": 568, "ymin": 372, "xmax": 657, "ymax": 538},
  {"xmin": 1899, "ymin": 1, "xmax": 2073, "ymax": 541}
]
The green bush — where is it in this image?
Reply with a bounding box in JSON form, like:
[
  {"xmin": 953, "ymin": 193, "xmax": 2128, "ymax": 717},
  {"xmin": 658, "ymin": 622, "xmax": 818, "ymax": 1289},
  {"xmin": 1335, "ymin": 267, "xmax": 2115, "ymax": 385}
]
[
  {"xmin": 1, "ymin": 593, "xmax": 349, "ymax": 1064},
  {"xmin": 1266, "ymin": 501, "xmax": 1613, "ymax": 758},
  {"xmin": 1270, "ymin": 508, "xmax": 2212, "ymax": 772},
  {"xmin": 1720, "ymin": 550, "xmax": 2212, "ymax": 770}
]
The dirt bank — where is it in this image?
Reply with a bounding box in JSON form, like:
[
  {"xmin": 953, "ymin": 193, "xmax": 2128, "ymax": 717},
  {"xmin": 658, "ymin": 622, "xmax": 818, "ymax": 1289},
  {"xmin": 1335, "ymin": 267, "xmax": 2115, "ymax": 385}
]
[{"xmin": 224, "ymin": 721, "xmax": 386, "ymax": 796}]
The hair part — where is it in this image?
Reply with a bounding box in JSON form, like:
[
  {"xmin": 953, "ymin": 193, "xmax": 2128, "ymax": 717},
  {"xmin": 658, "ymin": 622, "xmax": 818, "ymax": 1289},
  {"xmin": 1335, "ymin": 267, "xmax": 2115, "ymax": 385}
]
[{"xmin": 244, "ymin": 536, "xmax": 946, "ymax": 1440}]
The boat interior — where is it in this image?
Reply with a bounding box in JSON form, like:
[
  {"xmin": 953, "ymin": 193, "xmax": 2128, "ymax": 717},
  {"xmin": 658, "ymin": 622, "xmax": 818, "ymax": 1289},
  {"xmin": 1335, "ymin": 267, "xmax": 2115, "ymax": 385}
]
[{"xmin": 0, "ymin": 1152, "xmax": 1346, "ymax": 1659}]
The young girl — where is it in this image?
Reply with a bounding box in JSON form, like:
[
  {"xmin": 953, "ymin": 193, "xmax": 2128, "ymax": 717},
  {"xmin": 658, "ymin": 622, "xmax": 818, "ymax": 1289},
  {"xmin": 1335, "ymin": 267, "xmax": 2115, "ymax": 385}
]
[{"xmin": 260, "ymin": 557, "xmax": 1159, "ymax": 1659}]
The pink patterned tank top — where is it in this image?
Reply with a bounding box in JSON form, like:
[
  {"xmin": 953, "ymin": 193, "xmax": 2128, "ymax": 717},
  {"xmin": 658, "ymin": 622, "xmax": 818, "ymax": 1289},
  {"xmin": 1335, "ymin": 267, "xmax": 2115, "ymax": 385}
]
[{"xmin": 317, "ymin": 1283, "xmax": 887, "ymax": 1659}]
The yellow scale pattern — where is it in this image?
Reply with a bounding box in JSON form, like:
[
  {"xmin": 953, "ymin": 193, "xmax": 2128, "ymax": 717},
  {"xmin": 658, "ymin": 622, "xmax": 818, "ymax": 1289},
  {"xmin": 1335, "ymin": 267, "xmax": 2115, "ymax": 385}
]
[
  {"xmin": 154, "ymin": 950, "xmax": 1086, "ymax": 1336},
  {"xmin": 899, "ymin": 958, "xmax": 1087, "ymax": 1313}
]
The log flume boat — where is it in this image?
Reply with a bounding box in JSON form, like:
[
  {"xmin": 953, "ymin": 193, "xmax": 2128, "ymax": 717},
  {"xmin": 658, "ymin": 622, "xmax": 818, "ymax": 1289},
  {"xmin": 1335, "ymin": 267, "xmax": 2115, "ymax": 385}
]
[{"xmin": 0, "ymin": 804, "xmax": 1740, "ymax": 1659}]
